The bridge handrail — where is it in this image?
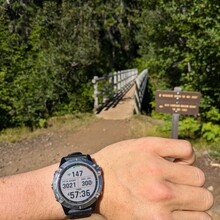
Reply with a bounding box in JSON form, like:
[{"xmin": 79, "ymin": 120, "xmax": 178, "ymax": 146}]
[
  {"xmin": 92, "ymin": 69, "xmax": 138, "ymax": 111},
  {"xmin": 134, "ymin": 69, "xmax": 148, "ymax": 113}
]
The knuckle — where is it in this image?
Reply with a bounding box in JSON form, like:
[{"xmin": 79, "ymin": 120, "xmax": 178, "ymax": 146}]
[
  {"xmin": 148, "ymin": 182, "xmax": 173, "ymax": 202},
  {"xmin": 182, "ymin": 140, "xmax": 194, "ymax": 156},
  {"xmin": 204, "ymin": 190, "xmax": 214, "ymax": 210},
  {"xmin": 194, "ymin": 168, "xmax": 206, "ymax": 186}
]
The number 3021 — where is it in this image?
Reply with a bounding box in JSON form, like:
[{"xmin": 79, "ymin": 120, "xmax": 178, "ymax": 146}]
[{"xmin": 62, "ymin": 182, "xmax": 76, "ymax": 189}]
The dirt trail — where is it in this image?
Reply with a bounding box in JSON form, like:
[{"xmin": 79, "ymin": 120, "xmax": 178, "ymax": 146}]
[
  {"xmin": 0, "ymin": 119, "xmax": 131, "ymax": 176},
  {"xmin": 0, "ymin": 118, "xmax": 220, "ymax": 219}
]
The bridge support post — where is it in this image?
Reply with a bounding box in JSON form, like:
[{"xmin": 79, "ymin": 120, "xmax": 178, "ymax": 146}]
[{"xmin": 92, "ymin": 76, "xmax": 99, "ymax": 111}]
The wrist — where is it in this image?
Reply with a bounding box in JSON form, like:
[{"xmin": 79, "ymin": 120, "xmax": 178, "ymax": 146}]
[{"xmin": 91, "ymin": 152, "xmax": 108, "ymax": 218}]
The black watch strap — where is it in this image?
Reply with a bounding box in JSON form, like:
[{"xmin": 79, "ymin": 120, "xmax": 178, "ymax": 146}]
[
  {"xmin": 62, "ymin": 203, "xmax": 96, "ymax": 219},
  {"xmin": 60, "ymin": 152, "xmax": 92, "ymax": 166}
]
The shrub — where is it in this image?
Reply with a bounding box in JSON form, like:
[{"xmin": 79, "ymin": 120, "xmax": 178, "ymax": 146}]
[
  {"xmin": 179, "ymin": 117, "xmax": 201, "ymax": 139},
  {"xmin": 201, "ymin": 122, "xmax": 220, "ymax": 142}
]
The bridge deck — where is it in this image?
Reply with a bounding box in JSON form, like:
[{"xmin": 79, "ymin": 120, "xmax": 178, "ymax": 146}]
[{"xmin": 96, "ymin": 85, "xmax": 136, "ymax": 120}]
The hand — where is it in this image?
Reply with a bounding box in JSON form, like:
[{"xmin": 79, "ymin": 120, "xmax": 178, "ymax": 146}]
[{"xmin": 93, "ymin": 137, "xmax": 213, "ymax": 220}]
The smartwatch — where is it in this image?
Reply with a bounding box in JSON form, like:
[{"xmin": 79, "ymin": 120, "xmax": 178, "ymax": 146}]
[{"xmin": 52, "ymin": 152, "xmax": 103, "ymax": 219}]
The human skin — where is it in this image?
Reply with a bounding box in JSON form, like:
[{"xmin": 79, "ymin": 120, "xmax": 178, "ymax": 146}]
[{"xmin": 0, "ymin": 137, "xmax": 213, "ymax": 220}]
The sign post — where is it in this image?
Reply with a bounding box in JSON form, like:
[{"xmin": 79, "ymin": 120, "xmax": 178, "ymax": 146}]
[
  {"xmin": 155, "ymin": 88, "xmax": 201, "ymax": 139},
  {"xmin": 171, "ymin": 87, "xmax": 181, "ymax": 139}
]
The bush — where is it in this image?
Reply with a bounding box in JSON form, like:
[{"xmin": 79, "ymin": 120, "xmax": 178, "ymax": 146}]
[
  {"xmin": 210, "ymin": 142, "xmax": 220, "ymax": 162},
  {"xmin": 201, "ymin": 122, "xmax": 220, "ymax": 142},
  {"xmin": 179, "ymin": 117, "xmax": 201, "ymax": 139}
]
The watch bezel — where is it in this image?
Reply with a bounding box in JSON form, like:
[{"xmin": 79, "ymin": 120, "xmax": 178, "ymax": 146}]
[{"xmin": 52, "ymin": 157, "xmax": 103, "ymax": 210}]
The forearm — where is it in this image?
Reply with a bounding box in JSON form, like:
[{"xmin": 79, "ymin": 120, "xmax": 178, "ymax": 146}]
[
  {"xmin": 0, "ymin": 161, "xmax": 105, "ymax": 220},
  {"xmin": 0, "ymin": 164, "xmax": 65, "ymax": 220}
]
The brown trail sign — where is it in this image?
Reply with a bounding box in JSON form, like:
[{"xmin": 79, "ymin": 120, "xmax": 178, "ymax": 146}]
[
  {"xmin": 155, "ymin": 87, "xmax": 201, "ymax": 139},
  {"xmin": 156, "ymin": 90, "xmax": 201, "ymax": 115}
]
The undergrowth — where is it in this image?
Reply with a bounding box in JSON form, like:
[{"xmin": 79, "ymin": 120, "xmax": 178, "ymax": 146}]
[{"xmin": 0, "ymin": 112, "xmax": 96, "ymax": 143}]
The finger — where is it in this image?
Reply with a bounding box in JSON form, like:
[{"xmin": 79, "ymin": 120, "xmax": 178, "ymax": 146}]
[
  {"xmin": 138, "ymin": 137, "xmax": 195, "ymax": 165},
  {"xmin": 172, "ymin": 211, "xmax": 212, "ymax": 220},
  {"xmin": 163, "ymin": 160, "xmax": 205, "ymax": 186},
  {"xmin": 171, "ymin": 184, "xmax": 214, "ymax": 211}
]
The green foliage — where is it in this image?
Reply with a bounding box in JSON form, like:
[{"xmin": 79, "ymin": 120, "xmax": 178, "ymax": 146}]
[
  {"xmin": 0, "ymin": 0, "xmax": 220, "ymax": 135},
  {"xmin": 179, "ymin": 117, "xmax": 200, "ymax": 139},
  {"xmin": 204, "ymin": 107, "xmax": 220, "ymax": 123},
  {"xmin": 137, "ymin": 0, "xmax": 220, "ymax": 150},
  {"xmin": 199, "ymin": 108, "xmax": 220, "ymax": 143},
  {"xmin": 137, "ymin": 0, "xmax": 220, "ymax": 111},
  {"xmin": 38, "ymin": 119, "xmax": 47, "ymax": 128},
  {"xmin": 201, "ymin": 122, "xmax": 220, "ymax": 142},
  {"xmin": 209, "ymin": 142, "xmax": 220, "ymax": 162},
  {"xmin": 0, "ymin": 0, "xmax": 101, "ymax": 129},
  {"xmin": 0, "ymin": 0, "xmax": 146, "ymax": 130}
]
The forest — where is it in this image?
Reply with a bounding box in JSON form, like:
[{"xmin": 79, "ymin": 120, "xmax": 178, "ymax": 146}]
[{"xmin": 0, "ymin": 0, "xmax": 220, "ymax": 142}]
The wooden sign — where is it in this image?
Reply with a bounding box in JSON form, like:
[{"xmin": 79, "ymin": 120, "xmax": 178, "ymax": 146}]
[{"xmin": 156, "ymin": 90, "xmax": 201, "ymax": 116}]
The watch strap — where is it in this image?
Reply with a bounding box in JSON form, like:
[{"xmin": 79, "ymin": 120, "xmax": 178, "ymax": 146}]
[
  {"xmin": 60, "ymin": 152, "xmax": 92, "ymax": 166},
  {"xmin": 62, "ymin": 203, "xmax": 96, "ymax": 219}
]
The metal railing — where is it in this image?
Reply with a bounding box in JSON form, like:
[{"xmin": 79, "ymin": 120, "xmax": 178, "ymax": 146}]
[
  {"xmin": 92, "ymin": 69, "xmax": 138, "ymax": 112},
  {"xmin": 134, "ymin": 69, "xmax": 149, "ymax": 113}
]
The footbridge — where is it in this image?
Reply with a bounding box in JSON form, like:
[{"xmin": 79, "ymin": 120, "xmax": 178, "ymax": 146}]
[{"xmin": 92, "ymin": 68, "xmax": 148, "ymax": 119}]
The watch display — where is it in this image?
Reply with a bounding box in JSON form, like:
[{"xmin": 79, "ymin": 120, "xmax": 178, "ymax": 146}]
[
  {"xmin": 59, "ymin": 163, "xmax": 98, "ymax": 203},
  {"xmin": 52, "ymin": 153, "xmax": 103, "ymax": 216}
]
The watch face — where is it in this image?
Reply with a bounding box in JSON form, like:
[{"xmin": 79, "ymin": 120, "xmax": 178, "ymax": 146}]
[{"xmin": 58, "ymin": 162, "xmax": 99, "ymax": 205}]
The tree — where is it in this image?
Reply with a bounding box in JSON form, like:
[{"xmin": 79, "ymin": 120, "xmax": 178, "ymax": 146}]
[{"xmin": 137, "ymin": 0, "xmax": 220, "ymax": 115}]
